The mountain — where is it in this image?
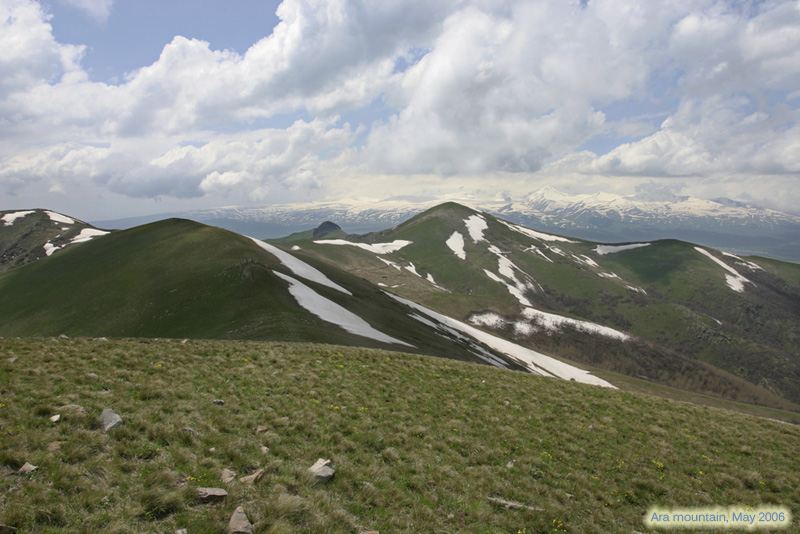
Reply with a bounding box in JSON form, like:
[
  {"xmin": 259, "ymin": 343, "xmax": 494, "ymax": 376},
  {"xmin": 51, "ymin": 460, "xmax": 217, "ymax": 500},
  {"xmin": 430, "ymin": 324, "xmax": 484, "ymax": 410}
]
[
  {"xmin": 0, "ymin": 216, "xmax": 623, "ymax": 388},
  {"xmin": 284, "ymin": 202, "xmax": 800, "ymax": 409},
  {"xmin": 92, "ymin": 189, "xmax": 800, "ymax": 263},
  {"xmin": 5, "ymin": 204, "xmax": 800, "ymax": 411},
  {"xmin": 0, "ymin": 209, "xmax": 110, "ymax": 273},
  {"xmin": 490, "ymin": 186, "xmax": 800, "ymax": 262}
]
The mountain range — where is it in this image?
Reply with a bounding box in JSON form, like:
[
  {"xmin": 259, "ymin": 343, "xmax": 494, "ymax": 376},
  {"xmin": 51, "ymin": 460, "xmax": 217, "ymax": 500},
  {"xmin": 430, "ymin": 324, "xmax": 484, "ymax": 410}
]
[
  {"xmin": 2, "ymin": 203, "xmax": 799, "ymax": 416},
  {"xmin": 92, "ymin": 187, "xmax": 800, "ymax": 263}
]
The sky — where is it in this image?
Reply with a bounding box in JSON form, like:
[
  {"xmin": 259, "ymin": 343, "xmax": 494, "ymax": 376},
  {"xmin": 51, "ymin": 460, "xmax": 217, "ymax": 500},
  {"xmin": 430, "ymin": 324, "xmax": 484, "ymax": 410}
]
[{"xmin": 1, "ymin": 0, "xmax": 800, "ymax": 221}]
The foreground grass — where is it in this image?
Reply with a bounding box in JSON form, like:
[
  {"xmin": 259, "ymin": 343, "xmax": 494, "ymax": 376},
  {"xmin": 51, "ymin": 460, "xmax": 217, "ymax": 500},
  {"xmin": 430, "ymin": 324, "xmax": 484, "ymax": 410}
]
[{"xmin": 1, "ymin": 338, "xmax": 798, "ymax": 533}]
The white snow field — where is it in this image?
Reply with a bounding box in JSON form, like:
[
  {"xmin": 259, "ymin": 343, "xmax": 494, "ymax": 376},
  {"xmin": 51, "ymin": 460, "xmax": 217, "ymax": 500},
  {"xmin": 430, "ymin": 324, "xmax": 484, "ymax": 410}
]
[
  {"xmin": 387, "ymin": 293, "xmax": 616, "ymax": 388},
  {"xmin": 694, "ymin": 247, "xmax": 753, "ymax": 293},
  {"xmin": 499, "ymin": 220, "xmax": 577, "ymax": 243},
  {"xmin": 593, "ymin": 243, "xmax": 651, "ymax": 255},
  {"xmin": 250, "ymin": 237, "xmax": 352, "ymax": 295},
  {"xmin": 1, "ymin": 211, "xmax": 35, "ymax": 225},
  {"xmin": 722, "ymin": 252, "xmax": 763, "ymax": 271},
  {"xmin": 314, "ymin": 239, "xmax": 412, "ymax": 254},
  {"xmin": 274, "ymin": 271, "xmax": 413, "ymax": 347},
  {"xmin": 43, "ymin": 242, "xmax": 62, "ymax": 256},
  {"xmin": 469, "ymin": 309, "xmax": 630, "ymax": 342},
  {"xmin": 446, "ymin": 231, "xmax": 466, "ymax": 259},
  {"xmin": 464, "ymin": 214, "xmax": 488, "ymax": 243},
  {"xmin": 70, "ymin": 228, "xmax": 110, "ymax": 244},
  {"xmin": 45, "ymin": 211, "xmax": 75, "ymax": 224}
]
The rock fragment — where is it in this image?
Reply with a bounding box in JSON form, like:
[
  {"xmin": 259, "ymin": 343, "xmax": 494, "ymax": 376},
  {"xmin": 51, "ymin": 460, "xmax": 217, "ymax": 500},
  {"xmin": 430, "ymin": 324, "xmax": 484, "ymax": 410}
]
[
  {"xmin": 308, "ymin": 458, "xmax": 335, "ymax": 483},
  {"xmin": 17, "ymin": 462, "xmax": 38, "ymax": 475},
  {"xmin": 50, "ymin": 414, "xmax": 61, "ymax": 423},
  {"xmin": 196, "ymin": 487, "xmax": 228, "ymax": 503},
  {"xmin": 99, "ymin": 408, "xmax": 123, "ymax": 432},
  {"xmin": 221, "ymin": 469, "xmax": 236, "ymax": 483},
  {"xmin": 228, "ymin": 506, "xmax": 253, "ymax": 533},
  {"xmin": 239, "ymin": 469, "xmax": 265, "ymax": 485}
]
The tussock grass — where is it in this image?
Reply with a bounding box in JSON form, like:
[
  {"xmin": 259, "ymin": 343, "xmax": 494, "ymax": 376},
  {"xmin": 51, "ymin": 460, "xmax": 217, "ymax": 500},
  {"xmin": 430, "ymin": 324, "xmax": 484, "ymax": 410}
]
[{"xmin": 1, "ymin": 337, "xmax": 798, "ymax": 533}]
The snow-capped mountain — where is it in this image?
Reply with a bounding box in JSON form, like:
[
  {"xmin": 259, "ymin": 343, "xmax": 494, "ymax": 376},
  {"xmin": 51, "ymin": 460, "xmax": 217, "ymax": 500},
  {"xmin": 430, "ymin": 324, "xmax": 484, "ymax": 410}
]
[{"xmin": 92, "ymin": 188, "xmax": 800, "ymax": 262}]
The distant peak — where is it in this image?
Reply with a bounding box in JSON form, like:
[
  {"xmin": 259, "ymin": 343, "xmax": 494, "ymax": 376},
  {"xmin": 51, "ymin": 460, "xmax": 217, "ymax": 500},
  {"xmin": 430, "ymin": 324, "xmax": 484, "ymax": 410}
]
[{"xmin": 313, "ymin": 221, "xmax": 342, "ymax": 238}]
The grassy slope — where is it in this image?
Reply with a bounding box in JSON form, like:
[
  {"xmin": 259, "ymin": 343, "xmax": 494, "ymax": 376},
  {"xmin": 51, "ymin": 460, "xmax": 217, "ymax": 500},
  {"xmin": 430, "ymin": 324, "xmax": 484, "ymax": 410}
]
[
  {"xmin": 0, "ymin": 218, "xmax": 522, "ymax": 368},
  {"xmin": 0, "ymin": 337, "xmax": 798, "ymax": 533}
]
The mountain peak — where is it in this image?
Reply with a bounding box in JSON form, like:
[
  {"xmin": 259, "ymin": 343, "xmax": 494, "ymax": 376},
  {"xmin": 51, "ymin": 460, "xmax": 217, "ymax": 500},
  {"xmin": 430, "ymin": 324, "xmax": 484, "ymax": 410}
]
[{"xmin": 313, "ymin": 221, "xmax": 342, "ymax": 238}]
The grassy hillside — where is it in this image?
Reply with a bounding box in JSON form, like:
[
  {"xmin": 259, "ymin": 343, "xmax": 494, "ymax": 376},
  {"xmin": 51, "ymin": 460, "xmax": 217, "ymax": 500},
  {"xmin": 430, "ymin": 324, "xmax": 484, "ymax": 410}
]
[
  {"xmin": 0, "ymin": 218, "xmax": 530, "ymax": 369},
  {"xmin": 285, "ymin": 203, "xmax": 800, "ymax": 410},
  {"xmin": 1, "ymin": 337, "xmax": 798, "ymax": 533}
]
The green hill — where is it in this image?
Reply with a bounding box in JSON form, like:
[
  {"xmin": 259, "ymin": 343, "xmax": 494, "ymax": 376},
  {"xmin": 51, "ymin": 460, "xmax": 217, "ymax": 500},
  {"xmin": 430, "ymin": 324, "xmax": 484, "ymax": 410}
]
[
  {"xmin": 0, "ymin": 218, "xmax": 532, "ymax": 371},
  {"xmin": 280, "ymin": 203, "xmax": 800, "ymax": 410},
  {"xmin": 0, "ymin": 337, "xmax": 797, "ymax": 533}
]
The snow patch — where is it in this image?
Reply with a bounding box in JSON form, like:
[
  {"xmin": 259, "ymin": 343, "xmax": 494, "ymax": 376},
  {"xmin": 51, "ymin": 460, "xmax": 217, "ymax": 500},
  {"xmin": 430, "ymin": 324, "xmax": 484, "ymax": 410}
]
[
  {"xmin": 694, "ymin": 247, "xmax": 752, "ymax": 293},
  {"xmin": 594, "ymin": 243, "xmax": 651, "ymax": 255},
  {"xmin": 45, "ymin": 211, "xmax": 75, "ymax": 224},
  {"xmin": 524, "ymin": 246, "xmax": 554, "ymax": 263},
  {"xmin": 275, "ymin": 271, "xmax": 412, "ymax": 347},
  {"xmin": 388, "ymin": 293, "xmax": 615, "ymax": 388},
  {"xmin": 291, "ymin": 245, "xmax": 301, "ymax": 251},
  {"xmin": 377, "ymin": 256, "xmax": 403, "ymax": 271},
  {"xmin": 446, "ymin": 231, "xmax": 466, "ymax": 260},
  {"xmin": 522, "ymin": 308, "xmax": 630, "ymax": 341},
  {"xmin": 626, "ymin": 285, "xmax": 647, "ymax": 294},
  {"xmin": 464, "ymin": 214, "xmax": 488, "ymax": 243},
  {"xmin": 43, "ymin": 242, "xmax": 62, "ymax": 256},
  {"xmin": 70, "ymin": 228, "xmax": 109, "ymax": 244},
  {"xmin": 250, "ymin": 237, "xmax": 352, "ymax": 295},
  {"xmin": 722, "ymin": 252, "xmax": 763, "ymax": 271},
  {"xmin": 499, "ymin": 220, "xmax": 577, "ymax": 243},
  {"xmin": 597, "ymin": 272, "xmax": 620, "ymax": 279},
  {"xmin": 469, "ymin": 311, "xmax": 506, "ymax": 329},
  {"xmin": 484, "ymin": 269, "xmax": 533, "ymax": 307},
  {"xmin": 1, "ymin": 211, "xmax": 35, "ymax": 225},
  {"xmin": 314, "ymin": 239, "xmax": 412, "ymax": 254},
  {"xmin": 573, "ymin": 254, "xmax": 600, "ymax": 268}
]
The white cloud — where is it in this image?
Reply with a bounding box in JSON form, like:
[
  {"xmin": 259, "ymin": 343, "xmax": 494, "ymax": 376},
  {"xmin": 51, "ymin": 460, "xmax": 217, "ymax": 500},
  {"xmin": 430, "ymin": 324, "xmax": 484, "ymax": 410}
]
[{"xmin": 1, "ymin": 0, "xmax": 799, "ymax": 219}]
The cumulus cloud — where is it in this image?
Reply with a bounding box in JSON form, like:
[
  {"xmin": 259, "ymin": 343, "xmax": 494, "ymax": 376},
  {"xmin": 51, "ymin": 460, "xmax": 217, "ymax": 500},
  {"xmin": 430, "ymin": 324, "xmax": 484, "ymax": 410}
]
[{"xmin": 1, "ymin": 0, "xmax": 799, "ymax": 217}]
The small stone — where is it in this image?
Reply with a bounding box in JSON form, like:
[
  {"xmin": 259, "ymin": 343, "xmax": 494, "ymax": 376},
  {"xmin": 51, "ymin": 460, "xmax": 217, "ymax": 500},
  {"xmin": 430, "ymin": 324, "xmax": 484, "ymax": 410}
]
[
  {"xmin": 221, "ymin": 469, "xmax": 236, "ymax": 483},
  {"xmin": 196, "ymin": 487, "xmax": 228, "ymax": 503},
  {"xmin": 175, "ymin": 530, "xmax": 187, "ymax": 534},
  {"xmin": 181, "ymin": 339, "xmax": 189, "ymax": 344},
  {"xmin": 261, "ymin": 446, "xmax": 270, "ymax": 455},
  {"xmin": 99, "ymin": 408, "xmax": 123, "ymax": 432},
  {"xmin": 228, "ymin": 506, "xmax": 253, "ymax": 534},
  {"xmin": 487, "ymin": 496, "xmax": 543, "ymax": 512},
  {"xmin": 506, "ymin": 460, "xmax": 515, "ymax": 468},
  {"xmin": 18, "ymin": 462, "xmax": 38, "ymax": 475},
  {"xmin": 50, "ymin": 414, "xmax": 61, "ymax": 423},
  {"xmin": 308, "ymin": 458, "xmax": 335, "ymax": 483},
  {"xmin": 213, "ymin": 399, "xmax": 225, "ymax": 406},
  {"xmin": 59, "ymin": 334, "xmax": 69, "ymax": 340},
  {"xmin": 239, "ymin": 469, "xmax": 265, "ymax": 485},
  {"xmin": 87, "ymin": 373, "xmax": 99, "ymax": 379},
  {"xmin": 95, "ymin": 337, "xmax": 109, "ymax": 342},
  {"xmin": 255, "ymin": 425, "xmax": 269, "ymax": 434},
  {"xmin": 7, "ymin": 357, "xmax": 17, "ymax": 364},
  {"xmin": 181, "ymin": 426, "xmax": 199, "ymax": 436}
]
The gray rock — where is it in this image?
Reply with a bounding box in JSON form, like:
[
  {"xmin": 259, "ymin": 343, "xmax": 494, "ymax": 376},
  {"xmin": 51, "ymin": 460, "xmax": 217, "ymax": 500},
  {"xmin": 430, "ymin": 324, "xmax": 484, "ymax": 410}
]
[
  {"xmin": 7, "ymin": 357, "xmax": 17, "ymax": 364},
  {"xmin": 99, "ymin": 408, "xmax": 123, "ymax": 432},
  {"xmin": 58, "ymin": 334, "xmax": 69, "ymax": 340},
  {"xmin": 49, "ymin": 414, "xmax": 61, "ymax": 423},
  {"xmin": 175, "ymin": 530, "xmax": 187, "ymax": 534},
  {"xmin": 255, "ymin": 425, "xmax": 269, "ymax": 434},
  {"xmin": 213, "ymin": 399, "xmax": 225, "ymax": 405},
  {"xmin": 308, "ymin": 458, "xmax": 335, "ymax": 483},
  {"xmin": 17, "ymin": 462, "xmax": 38, "ymax": 475},
  {"xmin": 239, "ymin": 469, "xmax": 265, "ymax": 485},
  {"xmin": 87, "ymin": 373, "xmax": 99, "ymax": 379},
  {"xmin": 196, "ymin": 487, "xmax": 228, "ymax": 503},
  {"xmin": 228, "ymin": 506, "xmax": 253, "ymax": 533},
  {"xmin": 261, "ymin": 446, "xmax": 270, "ymax": 455},
  {"xmin": 221, "ymin": 469, "xmax": 236, "ymax": 483}
]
